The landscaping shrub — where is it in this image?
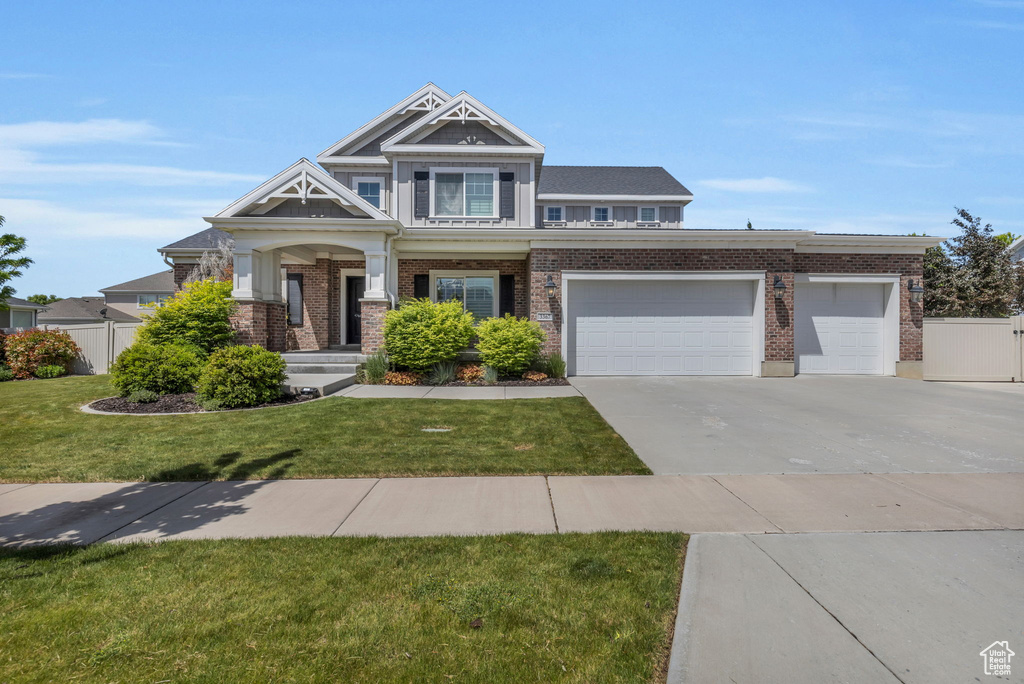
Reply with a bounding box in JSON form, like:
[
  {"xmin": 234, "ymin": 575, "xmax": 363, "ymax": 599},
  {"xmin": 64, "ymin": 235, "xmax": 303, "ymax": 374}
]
[
  {"xmin": 136, "ymin": 278, "xmax": 236, "ymax": 354},
  {"xmin": 523, "ymin": 370, "xmax": 548, "ymax": 382},
  {"xmin": 456, "ymin": 364, "xmax": 484, "ymax": 383},
  {"xmin": 0, "ymin": 329, "xmax": 6, "ymax": 365},
  {"xmin": 126, "ymin": 389, "xmax": 159, "ymax": 404},
  {"xmin": 110, "ymin": 342, "xmax": 204, "ymax": 396},
  {"xmin": 3, "ymin": 328, "xmax": 80, "ymax": 379},
  {"xmin": 383, "ymin": 298, "xmax": 474, "ymax": 371},
  {"xmin": 0, "ymin": 366, "xmax": 13, "ymax": 382},
  {"xmin": 482, "ymin": 366, "xmax": 498, "ymax": 384},
  {"xmin": 363, "ymin": 349, "xmax": 390, "ymax": 385},
  {"xmin": 426, "ymin": 360, "xmax": 457, "ymax": 386},
  {"xmin": 546, "ymin": 352, "xmax": 567, "ymax": 379},
  {"xmin": 475, "ymin": 315, "xmax": 546, "ymax": 374},
  {"xmin": 34, "ymin": 364, "xmax": 66, "ymax": 379},
  {"xmin": 384, "ymin": 371, "xmax": 420, "ymax": 386},
  {"xmin": 195, "ymin": 345, "xmax": 286, "ymax": 408}
]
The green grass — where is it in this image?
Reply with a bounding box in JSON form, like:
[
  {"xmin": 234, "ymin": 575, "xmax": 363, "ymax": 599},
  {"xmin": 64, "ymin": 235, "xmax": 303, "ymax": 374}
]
[
  {"xmin": 0, "ymin": 533, "xmax": 686, "ymax": 683},
  {"xmin": 0, "ymin": 375, "xmax": 649, "ymax": 482}
]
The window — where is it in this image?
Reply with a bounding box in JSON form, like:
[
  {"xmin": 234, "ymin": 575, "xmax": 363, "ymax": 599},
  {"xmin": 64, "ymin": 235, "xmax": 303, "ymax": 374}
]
[
  {"xmin": 138, "ymin": 294, "xmax": 170, "ymax": 308},
  {"xmin": 431, "ymin": 168, "xmax": 497, "ymax": 217},
  {"xmin": 639, "ymin": 207, "xmax": 657, "ymax": 223},
  {"xmin": 353, "ymin": 177, "xmax": 383, "ymax": 208},
  {"xmin": 10, "ymin": 310, "xmax": 33, "ymax": 329},
  {"xmin": 286, "ymin": 273, "xmax": 303, "ymax": 325},
  {"xmin": 592, "ymin": 206, "xmax": 610, "ymax": 222},
  {"xmin": 545, "ymin": 206, "xmax": 563, "ymax": 222},
  {"xmin": 432, "ymin": 271, "xmax": 498, "ymax": 319}
]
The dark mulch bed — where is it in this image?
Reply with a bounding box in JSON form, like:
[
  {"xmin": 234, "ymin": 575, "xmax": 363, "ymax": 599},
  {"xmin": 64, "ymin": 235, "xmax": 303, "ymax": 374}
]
[{"xmin": 89, "ymin": 392, "xmax": 315, "ymax": 414}]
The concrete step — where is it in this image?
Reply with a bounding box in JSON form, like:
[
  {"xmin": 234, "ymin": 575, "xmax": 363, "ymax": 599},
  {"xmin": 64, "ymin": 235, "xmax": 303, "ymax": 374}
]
[
  {"xmin": 281, "ymin": 352, "xmax": 365, "ymax": 364},
  {"xmin": 283, "ymin": 373, "xmax": 356, "ymax": 397},
  {"xmin": 284, "ymin": 363, "xmax": 360, "ymax": 374}
]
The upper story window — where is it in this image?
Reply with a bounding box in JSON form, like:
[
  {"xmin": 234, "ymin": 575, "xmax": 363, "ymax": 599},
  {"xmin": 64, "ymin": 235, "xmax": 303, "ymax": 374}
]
[
  {"xmin": 545, "ymin": 206, "xmax": 563, "ymax": 222},
  {"xmin": 138, "ymin": 294, "xmax": 170, "ymax": 308},
  {"xmin": 639, "ymin": 207, "xmax": 657, "ymax": 223},
  {"xmin": 431, "ymin": 168, "xmax": 497, "ymax": 217},
  {"xmin": 592, "ymin": 206, "xmax": 611, "ymax": 223},
  {"xmin": 353, "ymin": 177, "xmax": 382, "ymax": 209}
]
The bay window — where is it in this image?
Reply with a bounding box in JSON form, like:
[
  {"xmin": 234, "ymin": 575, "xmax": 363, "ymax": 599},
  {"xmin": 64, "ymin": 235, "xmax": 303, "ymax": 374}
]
[{"xmin": 431, "ymin": 168, "xmax": 497, "ymax": 217}]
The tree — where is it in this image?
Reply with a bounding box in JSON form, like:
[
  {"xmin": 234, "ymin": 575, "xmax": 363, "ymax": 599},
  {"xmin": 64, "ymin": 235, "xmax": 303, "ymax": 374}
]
[
  {"xmin": 746, "ymin": 219, "xmax": 754, "ymax": 230},
  {"xmin": 185, "ymin": 238, "xmax": 234, "ymax": 284},
  {"xmin": 0, "ymin": 216, "xmax": 33, "ymax": 310},
  {"xmin": 924, "ymin": 208, "xmax": 1016, "ymax": 317},
  {"xmin": 27, "ymin": 294, "xmax": 61, "ymax": 305}
]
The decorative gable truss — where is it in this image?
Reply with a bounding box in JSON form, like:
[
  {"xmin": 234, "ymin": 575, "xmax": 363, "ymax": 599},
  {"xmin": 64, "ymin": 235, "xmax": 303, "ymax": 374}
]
[
  {"xmin": 379, "ymin": 92, "xmax": 545, "ymax": 156},
  {"xmin": 214, "ymin": 159, "xmax": 390, "ymax": 220}
]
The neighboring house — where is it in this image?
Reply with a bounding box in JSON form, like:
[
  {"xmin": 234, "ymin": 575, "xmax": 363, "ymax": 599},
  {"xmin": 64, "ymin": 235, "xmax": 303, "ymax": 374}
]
[
  {"xmin": 158, "ymin": 83, "xmax": 943, "ymax": 378},
  {"xmin": 0, "ymin": 297, "xmax": 46, "ymax": 331},
  {"xmin": 1009, "ymin": 235, "xmax": 1024, "ymax": 263},
  {"xmin": 98, "ymin": 270, "xmax": 176, "ymax": 317},
  {"xmin": 37, "ymin": 297, "xmax": 142, "ymax": 326}
]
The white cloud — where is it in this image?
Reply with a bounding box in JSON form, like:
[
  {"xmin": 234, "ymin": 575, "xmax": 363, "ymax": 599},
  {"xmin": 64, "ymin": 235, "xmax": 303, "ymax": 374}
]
[
  {"xmin": 0, "ymin": 118, "xmax": 166, "ymax": 147},
  {"xmin": 698, "ymin": 177, "xmax": 813, "ymax": 193},
  {"xmin": 0, "ymin": 197, "xmax": 208, "ymax": 240}
]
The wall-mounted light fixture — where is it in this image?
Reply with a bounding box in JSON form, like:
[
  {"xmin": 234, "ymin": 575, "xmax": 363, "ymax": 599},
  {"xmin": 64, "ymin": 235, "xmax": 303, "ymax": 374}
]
[
  {"xmin": 545, "ymin": 275, "xmax": 558, "ymax": 298},
  {"xmin": 907, "ymin": 278, "xmax": 924, "ymax": 303},
  {"xmin": 773, "ymin": 275, "xmax": 787, "ymax": 300}
]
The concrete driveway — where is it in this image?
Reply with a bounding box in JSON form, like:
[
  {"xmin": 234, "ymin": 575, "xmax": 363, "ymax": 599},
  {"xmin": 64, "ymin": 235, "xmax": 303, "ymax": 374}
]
[{"xmin": 573, "ymin": 376, "xmax": 1024, "ymax": 475}]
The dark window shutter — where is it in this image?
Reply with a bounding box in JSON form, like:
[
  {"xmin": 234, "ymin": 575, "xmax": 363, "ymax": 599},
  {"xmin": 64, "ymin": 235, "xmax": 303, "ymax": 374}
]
[
  {"xmin": 499, "ymin": 172, "xmax": 515, "ymax": 219},
  {"xmin": 413, "ymin": 274, "xmax": 429, "ymax": 299},
  {"xmin": 414, "ymin": 171, "xmax": 429, "ymax": 218},
  {"xmin": 286, "ymin": 273, "xmax": 303, "ymax": 325},
  {"xmin": 499, "ymin": 274, "xmax": 516, "ymax": 317}
]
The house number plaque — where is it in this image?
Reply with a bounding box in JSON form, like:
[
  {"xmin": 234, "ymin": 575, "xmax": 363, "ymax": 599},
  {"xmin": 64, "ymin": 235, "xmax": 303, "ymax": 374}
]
[{"xmin": 535, "ymin": 312, "xmax": 554, "ymax": 321}]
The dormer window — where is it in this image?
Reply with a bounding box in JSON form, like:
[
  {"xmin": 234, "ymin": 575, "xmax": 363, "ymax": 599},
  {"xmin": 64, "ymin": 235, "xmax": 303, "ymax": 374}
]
[
  {"xmin": 639, "ymin": 207, "xmax": 657, "ymax": 223},
  {"xmin": 546, "ymin": 206, "xmax": 563, "ymax": 222},
  {"xmin": 353, "ymin": 177, "xmax": 383, "ymax": 209},
  {"xmin": 592, "ymin": 206, "xmax": 611, "ymax": 223}
]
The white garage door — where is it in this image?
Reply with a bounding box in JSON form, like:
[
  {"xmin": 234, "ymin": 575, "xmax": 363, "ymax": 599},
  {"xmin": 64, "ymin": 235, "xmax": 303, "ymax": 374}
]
[
  {"xmin": 569, "ymin": 280, "xmax": 755, "ymax": 376},
  {"xmin": 795, "ymin": 282, "xmax": 884, "ymax": 375}
]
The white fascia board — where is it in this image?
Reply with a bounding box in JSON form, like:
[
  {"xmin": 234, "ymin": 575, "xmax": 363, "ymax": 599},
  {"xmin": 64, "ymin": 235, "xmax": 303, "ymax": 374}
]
[
  {"xmin": 538, "ymin": 193, "xmax": 694, "ymax": 202},
  {"xmin": 393, "ymin": 239, "xmax": 530, "ymax": 254},
  {"xmin": 320, "ymin": 157, "xmax": 391, "ymax": 168},
  {"xmin": 795, "ymin": 273, "xmax": 901, "ymax": 283},
  {"xmin": 561, "ymin": 270, "xmax": 766, "ymax": 280},
  {"xmin": 400, "ymin": 227, "xmax": 813, "ymax": 243},
  {"xmin": 205, "ymin": 216, "xmax": 402, "ymax": 233},
  {"xmin": 315, "ymin": 83, "xmax": 452, "ymax": 161},
  {"xmin": 398, "ymin": 251, "xmax": 529, "ymax": 260},
  {"xmin": 1006, "ymin": 234, "xmax": 1024, "ymax": 254},
  {"xmin": 383, "ymin": 144, "xmax": 542, "ymax": 156},
  {"xmin": 795, "ymin": 234, "xmax": 944, "ymax": 253}
]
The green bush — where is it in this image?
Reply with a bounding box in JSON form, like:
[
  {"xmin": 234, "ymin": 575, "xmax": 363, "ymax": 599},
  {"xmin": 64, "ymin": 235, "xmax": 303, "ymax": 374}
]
[
  {"xmin": 363, "ymin": 349, "xmax": 390, "ymax": 385},
  {"xmin": 383, "ymin": 298, "xmax": 474, "ymax": 372},
  {"xmin": 546, "ymin": 352, "xmax": 567, "ymax": 379},
  {"xmin": 34, "ymin": 364, "xmax": 66, "ymax": 379},
  {"xmin": 110, "ymin": 343, "xmax": 204, "ymax": 396},
  {"xmin": 475, "ymin": 315, "xmax": 546, "ymax": 374},
  {"xmin": 127, "ymin": 389, "xmax": 159, "ymax": 404},
  {"xmin": 0, "ymin": 366, "xmax": 14, "ymax": 382},
  {"xmin": 136, "ymin": 278, "xmax": 236, "ymax": 354},
  {"xmin": 3, "ymin": 328, "xmax": 80, "ymax": 378},
  {"xmin": 195, "ymin": 345, "xmax": 286, "ymax": 409}
]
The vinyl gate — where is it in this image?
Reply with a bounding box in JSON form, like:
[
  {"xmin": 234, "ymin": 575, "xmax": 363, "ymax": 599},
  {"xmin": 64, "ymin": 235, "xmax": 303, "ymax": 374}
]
[
  {"xmin": 38, "ymin": 322, "xmax": 142, "ymax": 374},
  {"xmin": 923, "ymin": 317, "xmax": 1024, "ymax": 381}
]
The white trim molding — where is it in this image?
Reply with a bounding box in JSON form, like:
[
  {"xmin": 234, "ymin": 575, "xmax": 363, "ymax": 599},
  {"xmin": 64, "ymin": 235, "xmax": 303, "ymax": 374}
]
[
  {"xmin": 428, "ymin": 166, "xmax": 500, "ymax": 219},
  {"xmin": 351, "ymin": 176, "xmax": 385, "ymax": 209},
  {"xmin": 539, "ymin": 193, "xmax": 694, "ymax": 203}
]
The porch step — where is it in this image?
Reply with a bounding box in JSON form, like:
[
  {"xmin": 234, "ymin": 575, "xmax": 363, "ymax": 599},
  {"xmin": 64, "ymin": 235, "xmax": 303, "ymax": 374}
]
[
  {"xmin": 283, "ymin": 373, "xmax": 356, "ymax": 397},
  {"xmin": 285, "ymin": 363, "xmax": 360, "ymax": 374},
  {"xmin": 281, "ymin": 352, "xmax": 366, "ymax": 364}
]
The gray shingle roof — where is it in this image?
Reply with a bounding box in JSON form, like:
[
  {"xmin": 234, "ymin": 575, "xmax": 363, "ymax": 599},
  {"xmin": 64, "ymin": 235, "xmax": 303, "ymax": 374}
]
[
  {"xmin": 100, "ymin": 270, "xmax": 175, "ymax": 294},
  {"xmin": 160, "ymin": 227, "xmax": 233, "ymax": 251},
  {"xmin": 37, "ymin": 297, "xmax": 141, "ymax": 323},
  {"xmin": 538, "ymin": 166, "xmax": 692, "ymax": 196},
  {"xmin": 3, "ymin": 296, "xmax": 47, "ymax": 310}
]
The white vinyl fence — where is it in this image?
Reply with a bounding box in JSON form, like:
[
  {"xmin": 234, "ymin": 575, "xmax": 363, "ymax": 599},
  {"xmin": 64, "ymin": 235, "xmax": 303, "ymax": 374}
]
[
  {"xmin": 923, "ymin": 317, "xmax": 1024, "ymax": 381},
  {"xmin": 38, "ymin": 322, "xmax": 142, "ymax": 374}
]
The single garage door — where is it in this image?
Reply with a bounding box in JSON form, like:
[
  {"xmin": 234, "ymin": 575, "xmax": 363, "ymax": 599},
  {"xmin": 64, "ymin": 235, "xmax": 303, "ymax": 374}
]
[
  {"xmin": 795, "ymin": 282, "xmax": 884, "ymax": 374},
  {"xmin": 569, "ymin": 280, "xmax": 755, "ymax": 376}
]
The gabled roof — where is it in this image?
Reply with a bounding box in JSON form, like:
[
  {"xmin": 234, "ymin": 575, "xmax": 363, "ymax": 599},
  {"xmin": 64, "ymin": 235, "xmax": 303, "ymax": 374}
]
[
  {"xmin": 214, "ymin": 158, "xmax": 390, "ymax": 220},
  {"xmin": 160, "ymin": 227, "xmax": 233, "ymax": 252},
  {"xmin": 316, "ymin": 83, "xmax": 452, "ymax": 162},
  {"xmin": 379, "ymin": 91, "xmax": 544, "ymax": 155},
  {"xmin": 36, "ymin": 297, "xmax": 141, "ymax": 323},
  {"xmin": 99, "ymin": 270, "xmax": 175, "ymax": 294},
  {"xmin": 537, "ymin": 166, "xmax": 693, "ymax": 199},
  {"xmin": 3, "ymin": 296, "xmax": 47, "ymax": 310},
  {"xmin": 1009, "ymin": 234, "xmax": 1024, "ymax": 259}
]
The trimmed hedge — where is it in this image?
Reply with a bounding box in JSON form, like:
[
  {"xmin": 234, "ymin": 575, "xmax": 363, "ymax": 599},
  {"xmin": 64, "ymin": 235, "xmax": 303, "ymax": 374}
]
[
  {"xmin": 3, "ymin": 329, "xmax": 80, "ymax": 379},
  {"xmin": 110, "ymin": 342, "xmax": 204, "ymax": 396},
  {"xmin": 383, "ymin": 298, "xmax": 474, "ymax": 372},
  {"xmin": 195, "ymin": 345, "xmax": 286, "ymax": 408},
  {"xmin": 475, "ymin": 315, "xmax": 546, "ymax": 374}
]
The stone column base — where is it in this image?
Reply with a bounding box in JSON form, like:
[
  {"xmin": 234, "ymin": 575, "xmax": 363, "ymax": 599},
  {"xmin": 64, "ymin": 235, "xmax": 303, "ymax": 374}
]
[
  {"xmin": 761, "ymin": 361, "xmax": 795, "ymax": 377},
  {"xmin": 359, "ymin": 299, "xmax": 390, "ymax": 354},
  {"xmin": 895, "ymin": 361, "xmax": 923, "ymax": 380}
]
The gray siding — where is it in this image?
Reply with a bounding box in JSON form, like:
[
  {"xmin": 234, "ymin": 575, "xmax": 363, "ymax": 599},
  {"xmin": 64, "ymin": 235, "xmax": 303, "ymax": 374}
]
[
  {"xmin": 540, "ymin": 204, "xmax": 684, "ymax": 229},
  {"xmin": 396, "ymin": 159, "xmax": 534, "ymax": 228},
  {"xmin": 103, "ymin": 294, "xmax": 142, "ymax": 317},
  {"xmin": 261, "ymin": 198, "xmax": 360, "ymax": 219},
  {"xmin": 349, "ymin": 110, "xmax": 427, "ymax": 157},
  {"xmin": 420, "ymin": 121, "xmax": 511, "ymax": 146},
  {"xmin": 0, "ymin": 309, "xmax": 8, "ymax": 328},
  {"xmin": 331, "ymin": 171, "xmax": 393, "ymax": 215}
]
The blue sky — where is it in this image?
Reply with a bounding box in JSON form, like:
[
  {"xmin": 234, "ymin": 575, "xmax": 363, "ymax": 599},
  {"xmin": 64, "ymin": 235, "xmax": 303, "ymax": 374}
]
[{"xmin": 2, "ymin": 0, "xmax": 1022, "ymax": 297}]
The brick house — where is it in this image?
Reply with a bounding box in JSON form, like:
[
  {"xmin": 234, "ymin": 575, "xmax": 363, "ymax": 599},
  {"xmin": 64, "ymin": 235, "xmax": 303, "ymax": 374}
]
[{"xmin": 158, "ymin": 83, "xmax": 941, "ymax": 378}]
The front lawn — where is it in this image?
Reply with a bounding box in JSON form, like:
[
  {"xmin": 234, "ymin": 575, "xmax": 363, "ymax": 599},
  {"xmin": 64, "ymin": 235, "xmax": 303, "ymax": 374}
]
[
  {"xmin": 0, "ymin": 376, "xmax": 649, "ymax": 482},
  {"xmin": 0, "ymin": 533, "xmax": 685, "ymax": 683}
]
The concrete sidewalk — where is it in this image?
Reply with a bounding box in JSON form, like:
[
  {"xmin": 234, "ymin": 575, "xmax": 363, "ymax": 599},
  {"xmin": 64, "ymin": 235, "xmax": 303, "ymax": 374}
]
[{"xmin": 1, "ymin": 472, "xmax": 1020, "ymax": 547}]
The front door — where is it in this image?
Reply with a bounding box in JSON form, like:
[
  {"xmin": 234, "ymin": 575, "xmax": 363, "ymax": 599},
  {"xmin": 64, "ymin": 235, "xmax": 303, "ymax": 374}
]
[{"xmin": 346, "ymin": 276, "xmax": 365, "ymax": 345}]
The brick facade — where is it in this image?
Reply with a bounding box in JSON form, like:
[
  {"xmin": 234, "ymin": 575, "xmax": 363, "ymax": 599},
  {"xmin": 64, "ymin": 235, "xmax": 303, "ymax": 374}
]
[
  {"xmin": 396, "ymin": 258, "xmax": 529, "ymax": 318},
  {"xmin": 359, "ymin": 300, "xmax": 389, "ymax": 353},
  {"xmin": 230, "ymin": 300, "xmax": 286, "ymax": 352},
  {"xmin": 282, "ymin": 259, "xmax": 364, "ymax": 351},
  {"xmin": 172, "ymin": 263, "xmax": 192, "ymax": 291}
]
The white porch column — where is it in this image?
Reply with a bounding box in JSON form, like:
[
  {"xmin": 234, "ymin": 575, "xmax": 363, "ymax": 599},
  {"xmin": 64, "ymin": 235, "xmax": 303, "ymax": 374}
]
[
  {"xmin": 363, "ymin": 251, "xmax": 387, "ymax": 299},
  {"xmin": 232, "ymin": 249, "xmax": 263, "ymax": 300},
  {"xmin": 258, "ymin": 249, "xmax": 282, "ymax": 302}
]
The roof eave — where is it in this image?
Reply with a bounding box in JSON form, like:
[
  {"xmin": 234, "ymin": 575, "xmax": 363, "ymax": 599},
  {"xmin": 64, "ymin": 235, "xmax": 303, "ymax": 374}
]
[{"xmin": 537, "ymin": 193, "xmax": 694, "ymax": 203}]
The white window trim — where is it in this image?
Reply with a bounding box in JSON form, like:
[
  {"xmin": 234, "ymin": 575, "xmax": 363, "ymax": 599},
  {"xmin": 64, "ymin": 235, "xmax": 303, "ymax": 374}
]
[
  {"xmin": 429, "ymin": 269, "xmax": 500, "ymax": 318},
  {"xmin": 637, "ymin": 206, "xmax": 660, "ymax": 225},
  {"xmin": 351, "ymin": 176, "xmax": 384, "ymax": 209},
  {"xmin": 428, "ymin": 167, "xmax": 500, "ymax": 219},
  {"xmin": 591, "ymin": 205, "xmax": 613, "ymax": 223},
  {"xmin": 544, "ymin": 205, "xmax": 565, "ymax": 223}
]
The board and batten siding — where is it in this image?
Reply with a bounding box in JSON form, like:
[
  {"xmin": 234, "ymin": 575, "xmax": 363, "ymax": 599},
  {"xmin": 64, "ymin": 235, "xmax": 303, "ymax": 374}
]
[
  {"xmin": 923, "ymin": 317, "xmax": 1024, "ymax": 381},
  {"xmin": 395, "ymin": 159, "xmax": 534, "ymax": 228},
  {"xmin": 330, "ymin": 171, "xmax": 392, "ymax": 214},
  {"xmin": 540, "ymin": 204, "xmax": 683, "ymax": 229}
]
